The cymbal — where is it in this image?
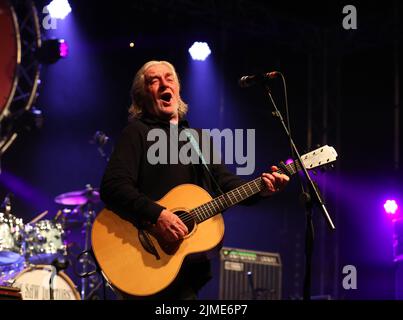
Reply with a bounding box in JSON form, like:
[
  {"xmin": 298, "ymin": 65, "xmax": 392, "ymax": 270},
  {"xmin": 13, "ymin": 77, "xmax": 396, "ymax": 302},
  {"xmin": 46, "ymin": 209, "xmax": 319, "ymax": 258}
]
[{"xmin": 54, "ymin": 188, "xmax": 100, "ymax": 206}]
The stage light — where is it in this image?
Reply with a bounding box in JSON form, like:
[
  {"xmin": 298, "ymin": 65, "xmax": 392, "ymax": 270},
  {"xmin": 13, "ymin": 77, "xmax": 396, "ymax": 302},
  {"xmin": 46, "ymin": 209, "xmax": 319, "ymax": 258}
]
[
  {"xmin": 384, "ymin": 200, "xmax": 399, "ymax": 215},
  {"xmin": 129, "ymin": 42, "xmax": 135, "ymax": 48},
  {"xmin": 36, "ymin": 39, "xmax": 69, "ymax": 64},
  {"xmin": 189, "ymin": 42, "xmax": 211, "ymax": 61},
  {"xmin": 47, "ymin": 0, "xmax": 72, "ymax": 20},
  {"xmin": 58, "ymin": 39, "xmax": 69, "ymax": 57},
  {"xmin": 285, "ymin": 158, "xmax": 293, "ymax": 165}
]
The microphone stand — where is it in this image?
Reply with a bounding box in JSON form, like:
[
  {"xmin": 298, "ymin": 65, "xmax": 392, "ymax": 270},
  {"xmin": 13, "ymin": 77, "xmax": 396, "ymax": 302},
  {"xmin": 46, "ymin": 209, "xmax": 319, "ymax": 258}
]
[
  {"xmin": 247, "ymin": 271, "xmax": 257, "ymax": 300},
  {"xmin": 263, "ymin": 85, "xmax": 335, "ymax": 300}
]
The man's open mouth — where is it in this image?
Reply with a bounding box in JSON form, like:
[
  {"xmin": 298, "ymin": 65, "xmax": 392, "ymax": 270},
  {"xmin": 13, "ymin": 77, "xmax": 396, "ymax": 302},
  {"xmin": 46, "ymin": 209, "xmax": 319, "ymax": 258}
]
[{"xmin": 160, "ymin": 92, "xmax": 172, "ymax": 103}]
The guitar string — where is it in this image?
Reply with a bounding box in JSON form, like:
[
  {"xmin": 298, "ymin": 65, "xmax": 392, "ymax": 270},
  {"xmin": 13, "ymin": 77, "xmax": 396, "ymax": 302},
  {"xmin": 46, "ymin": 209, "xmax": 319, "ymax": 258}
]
[
  {"xmin": 175, "ymin": 178, "xmax": 265, "ymax": 225},
  {"xmin": 175, "ymin": 159, "xmax": 304, "ymax": 224},
  {"xmin": 175, "ymin": 170, "xmax": 287, "ymax": 224},
  {"xmin": 175, "ymin": 154, "xmax": 331, "ymax": 223},
  {"xmin": 185, "ymin": 181, "xmax": 263, "ymax": 224},
  {"xmin": 177, "ymin": 178, "xmax": 263, "ymax": 222}
]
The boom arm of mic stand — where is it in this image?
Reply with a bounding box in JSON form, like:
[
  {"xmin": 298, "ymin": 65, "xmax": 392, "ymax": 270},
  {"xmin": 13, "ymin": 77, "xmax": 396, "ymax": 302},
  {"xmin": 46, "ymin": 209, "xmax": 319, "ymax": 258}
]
[{"xmin": 265, "ymin": 86, "xmax": 335, "ymax": 230}]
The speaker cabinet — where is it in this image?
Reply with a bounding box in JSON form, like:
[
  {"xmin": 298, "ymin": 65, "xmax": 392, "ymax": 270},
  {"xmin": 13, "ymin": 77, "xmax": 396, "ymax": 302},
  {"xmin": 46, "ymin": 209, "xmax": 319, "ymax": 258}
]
[{"xmin": 219, "ymin": 247, "xmax": 282, "ymax": 300}]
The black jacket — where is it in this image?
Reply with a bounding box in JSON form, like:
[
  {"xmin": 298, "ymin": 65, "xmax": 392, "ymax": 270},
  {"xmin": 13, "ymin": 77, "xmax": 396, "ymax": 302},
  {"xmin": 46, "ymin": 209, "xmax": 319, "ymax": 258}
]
[{"xmin": 100, "ymin": 116, "xmax": 259, "ymax": 225}]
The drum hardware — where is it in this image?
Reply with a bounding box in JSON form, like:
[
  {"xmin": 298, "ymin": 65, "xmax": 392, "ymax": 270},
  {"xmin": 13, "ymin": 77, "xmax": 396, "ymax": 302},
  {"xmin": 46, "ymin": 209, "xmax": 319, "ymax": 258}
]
[
  {"xmin": 74, "ymin": 248, "xmax": 106, "ymax": 300},
  {"xmin": 57, "ymin": 207, "xmax": 85, "ymax": 230},
  {"xmin": 49, "ymin": 257, "xmax": 69, "ymax": 300},
  {"xmin": 24, "ymin": 219, "xmax": 67, "ymax": 265},
  {"xmin": 0, "ymin": 193, "xmax": 24, "ymax": 268},
  {"xmin": 54, "ymin": 186, "xmax": 100, "ymax": 206},
  {"xmin": 0, "ymin": 184, "xmax": 106, "ymax": 299},
  {"xmin": 79, "ymin": 185, "xmax": 97, "ymax": 300},
  {"xmin": 0, "ymin": 195, "xmax": 70, "ymax": 292},
  {"xmin": 11, "ymin": 264, "xmax": 80, "ymax": 300},
  {"xmin": 54, "ymin": 184, "xmax": 102, "ymax": 300}
]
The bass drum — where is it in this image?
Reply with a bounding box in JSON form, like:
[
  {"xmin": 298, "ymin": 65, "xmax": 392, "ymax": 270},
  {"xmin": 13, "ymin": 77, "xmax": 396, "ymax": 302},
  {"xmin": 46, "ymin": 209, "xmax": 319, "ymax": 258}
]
[{"xmin": 11, "ymin": 265, "xmax": 80, "ymax": 300}]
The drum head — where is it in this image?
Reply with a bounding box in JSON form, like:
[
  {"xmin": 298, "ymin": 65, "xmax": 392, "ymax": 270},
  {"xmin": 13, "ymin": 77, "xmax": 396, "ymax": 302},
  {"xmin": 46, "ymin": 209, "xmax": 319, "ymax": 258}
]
[
  {"xmin": 0, "ymin": 0, "xmax": 19, "ymax": 117},
  {"xmin": 12, "ymin": 265, "xmax": 80, "ymax": 300},
  {"xmin": 0, "ymin": 255, "xmax": 25, "ymax": 286},
  {"xmin": 0, "ymin": 251, "xmax": 21, "ymax": 265}
]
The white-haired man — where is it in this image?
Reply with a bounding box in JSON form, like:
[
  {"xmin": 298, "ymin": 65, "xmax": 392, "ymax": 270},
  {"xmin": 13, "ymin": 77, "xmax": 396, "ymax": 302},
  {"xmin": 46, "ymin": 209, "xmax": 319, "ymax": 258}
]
[{"xmin": 100, "ymin": 60, "xmax": 289, "ymax": 299}]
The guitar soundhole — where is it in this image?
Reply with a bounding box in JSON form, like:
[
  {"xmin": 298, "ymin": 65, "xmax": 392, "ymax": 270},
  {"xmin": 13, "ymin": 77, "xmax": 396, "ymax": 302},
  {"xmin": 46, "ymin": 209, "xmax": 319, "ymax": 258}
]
[{"xmin": 175, "ymin": 210, "xmax": 195, "ymax": 233}]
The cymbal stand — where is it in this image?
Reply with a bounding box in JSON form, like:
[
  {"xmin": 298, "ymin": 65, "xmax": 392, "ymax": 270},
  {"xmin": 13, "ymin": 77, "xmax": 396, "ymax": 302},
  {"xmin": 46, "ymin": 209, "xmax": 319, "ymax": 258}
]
[
  {"xmin": 78, "ymin": 185, "xmax": 98, "ymax": 300},
  {"xmin": 79, "ymin": 203, "xmax": 93, "ymax": 299}
]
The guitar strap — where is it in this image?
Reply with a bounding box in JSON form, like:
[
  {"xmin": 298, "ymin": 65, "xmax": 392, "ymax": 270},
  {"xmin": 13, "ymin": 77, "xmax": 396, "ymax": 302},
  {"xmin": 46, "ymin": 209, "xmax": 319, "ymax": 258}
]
[{"xmin": 183, "ymin": 129, "xmax": 225, "ymax": 196}]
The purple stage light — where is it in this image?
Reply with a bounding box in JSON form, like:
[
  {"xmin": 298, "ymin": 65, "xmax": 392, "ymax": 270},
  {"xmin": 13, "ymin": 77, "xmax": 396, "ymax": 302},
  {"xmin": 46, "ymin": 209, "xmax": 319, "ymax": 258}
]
[
  {"xmin": 189, "ymin": 42, "xmax": 211, "ymax": 61},
  {"xmin": 384, "ymin": 200, "xmax": 398, "ymax": 215},
  {"xmin": 285, "ymin": 158, "xmax": 293, "ymax": 165},
  {"xmin": 37, "ymin": 39, "xmax": 68, "ymax": 64},
  {"xmin": 47, "ymin": 0, "xmax": 72, "ymax": 20},
  {"xmin": 0, "ymin": 171, "xmax": 51, "ymax": 211},
  {"xmin": 59, "ymin": 39, "xmax": 69, "ymax": 58}
]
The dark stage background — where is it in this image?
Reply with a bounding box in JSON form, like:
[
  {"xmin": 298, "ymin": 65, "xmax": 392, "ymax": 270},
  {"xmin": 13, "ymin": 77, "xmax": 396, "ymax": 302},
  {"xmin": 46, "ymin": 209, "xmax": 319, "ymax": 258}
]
[{"xmin": 1, "ymin": 0, "xmax": 402, "ymax": 300}]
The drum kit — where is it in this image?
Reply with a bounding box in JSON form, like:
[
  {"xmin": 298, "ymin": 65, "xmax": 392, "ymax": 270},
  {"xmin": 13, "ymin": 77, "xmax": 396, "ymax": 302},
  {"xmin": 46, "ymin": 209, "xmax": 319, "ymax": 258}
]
[{"xmin": 0, "ymin": 185, "xmax": 101, "ymax": 300}]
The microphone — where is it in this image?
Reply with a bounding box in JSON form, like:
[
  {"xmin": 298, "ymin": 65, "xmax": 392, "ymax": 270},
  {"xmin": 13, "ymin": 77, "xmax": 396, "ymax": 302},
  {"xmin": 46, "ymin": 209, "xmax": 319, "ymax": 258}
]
[
  {"xmin": 90, "ymin": 131, "xmax": 109, "ymax": 146},
  {"xmin": 238, "ymin": 71, "xmax": 279, "ymax": 88},
  {"xmin": 90, "ymin": 131, "xmax": 111, "ymax": 162}
]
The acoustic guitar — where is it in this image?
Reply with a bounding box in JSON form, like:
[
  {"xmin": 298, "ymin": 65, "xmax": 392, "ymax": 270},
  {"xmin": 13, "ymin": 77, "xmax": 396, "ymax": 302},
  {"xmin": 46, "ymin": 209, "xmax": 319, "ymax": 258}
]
[{"xmin": 91, "ymin": 145, "xmax": 337, "ymax": 296}]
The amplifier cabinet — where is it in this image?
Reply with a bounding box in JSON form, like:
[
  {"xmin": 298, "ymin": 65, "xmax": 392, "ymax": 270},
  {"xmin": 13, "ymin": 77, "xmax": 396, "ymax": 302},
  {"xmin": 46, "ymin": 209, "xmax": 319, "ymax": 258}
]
[{"xmin": 219, "ymin": 247, "xmax": 282, "ymax": 300}]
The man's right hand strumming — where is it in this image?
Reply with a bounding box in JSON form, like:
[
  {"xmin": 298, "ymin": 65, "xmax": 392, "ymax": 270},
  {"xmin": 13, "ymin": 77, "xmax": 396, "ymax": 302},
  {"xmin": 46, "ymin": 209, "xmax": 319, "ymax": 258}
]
[{"xmin": 154, "ymin": 209, "xmax": 188, "ymax": 242}]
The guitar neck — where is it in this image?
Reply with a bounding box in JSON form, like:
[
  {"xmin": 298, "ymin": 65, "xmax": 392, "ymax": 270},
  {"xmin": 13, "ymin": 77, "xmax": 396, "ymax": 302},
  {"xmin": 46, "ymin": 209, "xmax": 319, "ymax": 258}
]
[{"xmin": 190, "ymin": 161, "xmax": 300, "ymax": 223}]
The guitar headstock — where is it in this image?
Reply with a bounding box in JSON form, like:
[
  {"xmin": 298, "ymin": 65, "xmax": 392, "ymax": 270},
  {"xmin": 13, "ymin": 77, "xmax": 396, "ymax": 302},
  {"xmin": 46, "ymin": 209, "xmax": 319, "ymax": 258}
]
[{"xmin": 302, "ymin": 145, "xmax": 338, "ymax": 170}]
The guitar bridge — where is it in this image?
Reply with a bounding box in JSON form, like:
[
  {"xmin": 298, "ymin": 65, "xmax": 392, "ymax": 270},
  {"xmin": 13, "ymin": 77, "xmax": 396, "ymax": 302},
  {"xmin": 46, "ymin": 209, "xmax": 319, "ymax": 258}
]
[{"xmin": 138, "ymin": 229, "xmax": 160, "ymax": 260}]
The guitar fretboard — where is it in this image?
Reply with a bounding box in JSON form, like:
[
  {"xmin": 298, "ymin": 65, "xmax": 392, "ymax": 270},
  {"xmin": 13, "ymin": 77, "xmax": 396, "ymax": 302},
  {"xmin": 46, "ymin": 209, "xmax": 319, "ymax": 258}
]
[{"xmin": 189, "ymin": 161, "xmax": 300, "ymax": 223}]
